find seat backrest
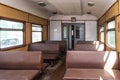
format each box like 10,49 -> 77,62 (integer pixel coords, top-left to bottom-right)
0,51 -> 43,70
28,43 -> 59,51
45,40 -> 67,53
74,44 -> 97,51
77,41 -> 99,44
66,51 -> 118,69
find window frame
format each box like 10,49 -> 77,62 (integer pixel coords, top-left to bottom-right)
0,18 -> 25,50
31,23 -> 43,43
106,19 -> 116,49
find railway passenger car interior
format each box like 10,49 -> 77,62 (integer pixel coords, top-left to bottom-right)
1,0 -> 120,80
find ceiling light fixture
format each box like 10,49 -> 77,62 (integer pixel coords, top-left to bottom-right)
38,2 -> 46,7
88,1 -> 95,7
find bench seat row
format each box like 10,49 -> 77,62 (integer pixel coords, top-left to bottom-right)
28,41 -> 67,66
75,41 -> 104,51
63,51 -> 120,80
0,51 -> 47,80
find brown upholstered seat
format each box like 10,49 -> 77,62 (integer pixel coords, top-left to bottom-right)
0,51 -> 43,70
45,40 -> 67,54
74,44 -> 97,51
0,51 -> 44,80
63,51 -> 120,80
28,43 -> 60,65
63,69 -> 120,80
74,44 -> 104,51
66,51 -> 118,69
0,70 -> 40,80
77,41 -> 99,44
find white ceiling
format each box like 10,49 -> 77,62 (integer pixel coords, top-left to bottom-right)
32,0 -> 117,18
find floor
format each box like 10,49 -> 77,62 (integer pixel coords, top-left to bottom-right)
40,59 -> 66,80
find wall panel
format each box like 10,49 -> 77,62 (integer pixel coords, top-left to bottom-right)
25,23 -> 31,44
0,4 -> 28,21
85,21 -> 97,41
50,21 -> 62,40
98,15 -> 106,26
106,2 -> 118,21
8,46 -> 28,51
116,15 -> 120,52
119,0 -> 120,14
29,14 -> 48,25
43,25 -> 48,41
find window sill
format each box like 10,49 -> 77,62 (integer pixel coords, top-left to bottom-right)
106,44 -> 116,51
0,44 -> 26,51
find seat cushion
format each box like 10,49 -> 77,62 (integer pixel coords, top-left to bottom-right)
0,70 -> 40,80
63,68 -> 120,80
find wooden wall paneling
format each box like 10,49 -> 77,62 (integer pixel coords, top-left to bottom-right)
44,20 -> 48,26
97,25 -> 100,41
106,2 -> 118,21
0,4 -> 28,21
43,25 -> 48,41
8,46 -> 28,51
105,46 -> 115,51
119,0 -> 120,14
104,23 -> 107,51
25,23 -> 31,44
116,15 -> 120,52
98,15 -> 106,26
28,14 -> 48,25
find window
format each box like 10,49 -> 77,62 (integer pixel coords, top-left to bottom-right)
107,20 -> 116,48
100,25 -> 104,42
32,24 -> 42,43
0,19 -> 24,49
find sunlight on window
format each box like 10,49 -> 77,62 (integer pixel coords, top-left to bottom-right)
104,51 -> 117,69
107,20 -> 116,48
100,25 -> 104,42
0,19 -> 24,49
32,24 -> 42,43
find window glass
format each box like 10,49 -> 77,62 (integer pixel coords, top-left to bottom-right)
100,26 -> 104,32
63,27 -> 68,39
32,26 -> 42,31
32,24 -> 42,43
32,32 -> 42,43
0,19 -> 24,49
0,20 -> 23,29
100,25 -> 104,42
101,32 -> 104,42
108,31 -> 115,48
108,20 -> 115,29
107,20 -> 116,48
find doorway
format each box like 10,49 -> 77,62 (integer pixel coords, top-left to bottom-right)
62,23 -> 85,50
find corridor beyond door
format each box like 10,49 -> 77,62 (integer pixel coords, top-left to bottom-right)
62,23 -> 85,50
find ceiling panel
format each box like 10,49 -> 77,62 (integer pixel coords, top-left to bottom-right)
31,0 -> 117,18
47,0 -> 81,15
